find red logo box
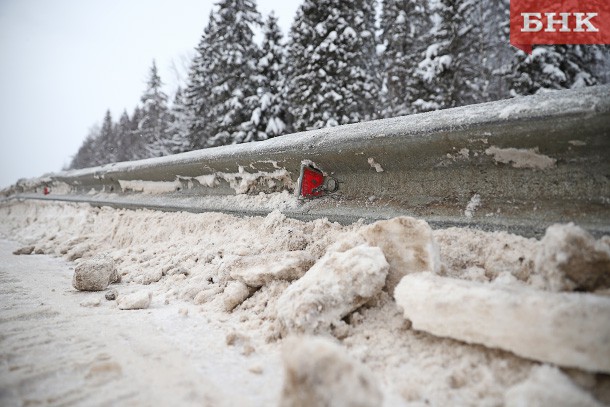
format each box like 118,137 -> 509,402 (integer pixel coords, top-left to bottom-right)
510,0 -> 610,53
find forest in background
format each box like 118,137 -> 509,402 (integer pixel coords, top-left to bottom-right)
69,0 -> 610,170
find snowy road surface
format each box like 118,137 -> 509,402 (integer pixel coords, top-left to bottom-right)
0,239 -> 282,406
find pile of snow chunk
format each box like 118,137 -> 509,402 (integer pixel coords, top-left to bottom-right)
324,216 -> 442,294
276,245 -> 389,336
534,223 -> 610,292
4,200 -> 610,404
279,336 -> 382,407
72,254 -> 119,291
394,272 -> 610,373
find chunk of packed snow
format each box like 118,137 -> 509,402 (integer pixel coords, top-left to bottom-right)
12,245 -> 35,255
72,254 -> 117,291
117,290 -> 152,310
279,336 -> 382,407
276,245 -> 389,336
359,217 -> 441,294
140,268 -> 163,285
394,273 -> 610,373
534,223 -> 610,292
222,281 -> 251,312
229,251 -> 315,287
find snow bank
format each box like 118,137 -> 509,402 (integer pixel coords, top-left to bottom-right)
394,273 -> 610,373
279,336 -> 382,407
2,200 -> 610,405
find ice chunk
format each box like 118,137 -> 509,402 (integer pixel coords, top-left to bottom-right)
117,290 -> 152,310
72,254 -> 117,291
394,273 -> 610,373
276,245 -> 388,335
229,251 -> 315,287
359,217 -> 441,294
279,336 -> 382,407
534,223 -> 610,292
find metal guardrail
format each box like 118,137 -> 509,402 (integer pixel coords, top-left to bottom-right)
3,85 -> 610,237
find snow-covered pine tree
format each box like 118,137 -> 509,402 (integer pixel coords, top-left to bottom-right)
244,12 -> 288,141
126,106 -> 147,160
96,109 -> 117,165
480,0 -> 513,101
69,124 -> 101,169
184,11 -> 217,150
285,0 -> 380,131
184,2 -> 262,148
206,0 -> 262,146
506,45 -> 604,96
114,110 -> 132,162
380,0 -> 430,117
411,0 -> 489,112
166,87 -> 192,154
139,60 -> 171,157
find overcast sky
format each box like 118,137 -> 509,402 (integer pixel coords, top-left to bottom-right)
0,0 -> 300,189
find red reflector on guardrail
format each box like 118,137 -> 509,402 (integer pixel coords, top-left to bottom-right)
298,163 -> 339,198
299,166 -> 325,198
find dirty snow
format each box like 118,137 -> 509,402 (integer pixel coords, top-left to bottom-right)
464,193 -> 481,218
485,146 -> 557,169
367,157 -> 384,172
1,200 -> 609,406
119,179 -> 182,194
117,168 -> 294,195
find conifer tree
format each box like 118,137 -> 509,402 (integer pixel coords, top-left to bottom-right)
380,0 -> 430,117
245,12 -> 288,140
115,110 -> 132,162
285,0 -> 380,131
207,0 -> 262,146
97,109 -> 117,165
70,124 -> 101,169
184,11 -> 217,150
139,60 -> 171,157
127,106 -> 147,160
412,0 -> 489,111
506,45 -> 603,96
185,1 -> 262,148
166,87 -> 192,154
481,0 -> 513,101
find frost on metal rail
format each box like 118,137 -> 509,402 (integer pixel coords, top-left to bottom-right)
3,85 -> 610,237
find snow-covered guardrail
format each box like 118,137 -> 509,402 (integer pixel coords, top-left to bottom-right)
4,85 -> 610,237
